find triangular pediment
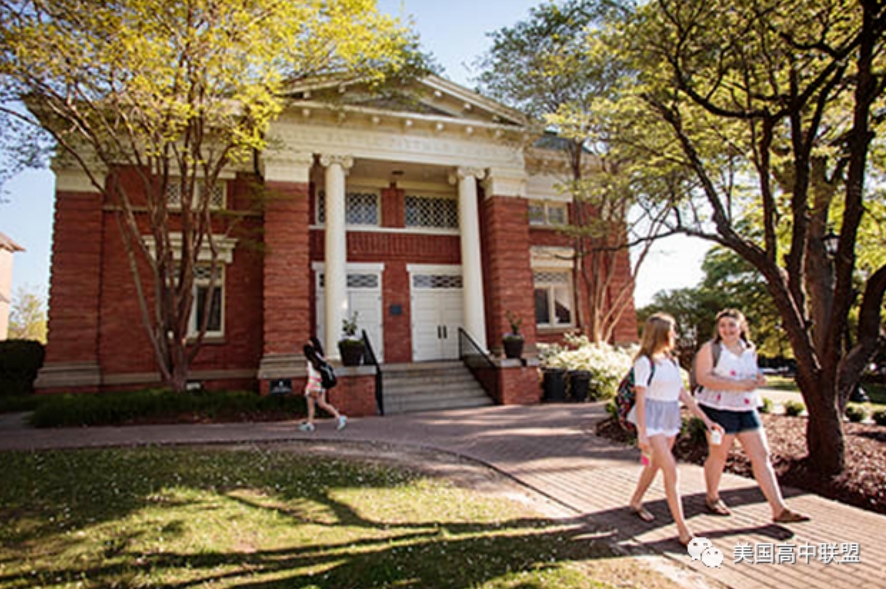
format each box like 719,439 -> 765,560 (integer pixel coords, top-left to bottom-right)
282,74 -> 527,129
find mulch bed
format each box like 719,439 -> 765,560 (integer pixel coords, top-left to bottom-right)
595,413 -> 886,516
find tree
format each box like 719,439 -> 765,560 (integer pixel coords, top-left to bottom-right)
476,0 -> 669,343
610,0 -> 886,473
8,285 -> 47,342
639,246 -> 789,362
0,0 -> 416,391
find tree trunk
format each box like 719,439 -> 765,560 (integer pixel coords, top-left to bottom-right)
794,365 -> 844,474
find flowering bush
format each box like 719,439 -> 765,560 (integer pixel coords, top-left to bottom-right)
538,333 -> 638,399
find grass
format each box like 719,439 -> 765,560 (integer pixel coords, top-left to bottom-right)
0,446 -> 653,589
762,376 -> 886,408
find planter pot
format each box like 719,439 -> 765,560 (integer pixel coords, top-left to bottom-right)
338,340 -> 365,366
502,337 -> 524,359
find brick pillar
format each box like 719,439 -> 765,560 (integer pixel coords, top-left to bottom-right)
257,153 -> 314,391
481,195 -> 536,356
36,168 -> 105,391
610,247 -> 639,344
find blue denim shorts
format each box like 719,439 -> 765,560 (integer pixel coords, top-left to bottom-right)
700,405 -> 762,434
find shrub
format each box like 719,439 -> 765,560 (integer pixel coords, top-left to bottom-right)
682,416 -> 708,446
783,400 -> 806,417
873,409 -> 886,427
605,399 -> 618,419
30,388 -> 307,427
538,334 -> 638,399
759,397 -> 774,414
845,404 -> 868,423
0,339 -> 45,397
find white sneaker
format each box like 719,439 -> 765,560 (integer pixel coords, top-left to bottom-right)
336,415 -> 348,430
299,422 -> 315,432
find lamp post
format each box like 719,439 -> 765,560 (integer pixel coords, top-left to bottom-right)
822,229 -> 840,257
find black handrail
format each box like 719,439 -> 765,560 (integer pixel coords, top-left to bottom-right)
458,327 -> 499,401
361,329 -> 384,415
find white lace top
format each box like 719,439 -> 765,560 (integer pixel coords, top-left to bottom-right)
634,355 -> 683,402
695,342 -> 761,411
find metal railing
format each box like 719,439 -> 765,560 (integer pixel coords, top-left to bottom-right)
458,327 -> 499,401
361,329 -> 384,415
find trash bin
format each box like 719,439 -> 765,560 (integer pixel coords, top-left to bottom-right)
542,367 -> 568,402
568,370 -> 591,403
850,385 -> 870,403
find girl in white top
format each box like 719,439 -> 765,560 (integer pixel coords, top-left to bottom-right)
628,313 -> 723,547
694,308 -> 808,524
299,337 -> 347,433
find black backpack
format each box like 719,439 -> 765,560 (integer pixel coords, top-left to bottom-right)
317,360 -> 337,389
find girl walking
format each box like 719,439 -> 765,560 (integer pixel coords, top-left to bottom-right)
300,337 -> 347,432
628,313 -> 724,546
694,308 -> 808,523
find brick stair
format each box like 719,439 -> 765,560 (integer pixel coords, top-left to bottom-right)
380,361 -> 494,414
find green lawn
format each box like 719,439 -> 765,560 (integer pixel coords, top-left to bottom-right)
763,375 -> 886,408
0,446 -> 667,589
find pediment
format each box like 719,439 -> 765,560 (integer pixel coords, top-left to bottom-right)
282,74 -> 527,129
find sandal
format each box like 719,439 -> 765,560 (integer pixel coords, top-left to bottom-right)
773,508 -> 810,524
630,505 -> 655,522
705,497 -> 731,516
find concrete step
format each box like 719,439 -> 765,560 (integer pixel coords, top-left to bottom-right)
383,376 -> 479,392
385,394 -> 494,414
379,361 -> 492,415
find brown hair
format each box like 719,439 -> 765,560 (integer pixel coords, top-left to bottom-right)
637,312 -> 677,360
713,308 -> 752,345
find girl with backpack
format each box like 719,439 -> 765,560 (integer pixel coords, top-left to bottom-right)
694,308 -> 809,524
300,337 -> 347,432
627,313 -> 724,547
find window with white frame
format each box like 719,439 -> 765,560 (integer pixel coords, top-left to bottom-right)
533,270 -> 573,327
316,190 -> 380,226
190,264 -> 224,337
405,194 -> 459,229
528,201 -> 567,226
166,180 -> 226,210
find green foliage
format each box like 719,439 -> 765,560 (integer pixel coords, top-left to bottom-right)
29,388 -> 306,428
0,339 -> 45,397
7,286 -> 47,343
681,416 -> 708,446
538,333 -> 637,399
845,404 -> 868,423
639,246 -> 791,359
759,397 -> 774,414
341,311 -> 360,339
505,310 -> 523,337
873,409 -> 886,427
605,398 -> 618,419
783,400 -> 806,417
0,0 -> 417,390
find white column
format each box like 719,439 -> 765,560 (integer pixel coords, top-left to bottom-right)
450,167 -> 488,350
319,154 -> 353,360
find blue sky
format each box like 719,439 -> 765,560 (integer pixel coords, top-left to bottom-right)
1,0 -> 705,307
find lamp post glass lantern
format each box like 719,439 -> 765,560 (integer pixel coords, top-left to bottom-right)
823,229 -> 840,257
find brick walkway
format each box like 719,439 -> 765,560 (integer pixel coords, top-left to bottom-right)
1,403 -> 883,589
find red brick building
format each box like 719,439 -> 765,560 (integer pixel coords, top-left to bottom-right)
35,76 -> 637,413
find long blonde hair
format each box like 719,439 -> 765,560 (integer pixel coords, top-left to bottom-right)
637,312 -> 677,360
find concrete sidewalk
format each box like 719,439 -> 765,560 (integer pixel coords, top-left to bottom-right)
0,403 -> 883,589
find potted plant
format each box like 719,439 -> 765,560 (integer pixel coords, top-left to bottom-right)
502,310 -> 525,359
337,311 -> 365,366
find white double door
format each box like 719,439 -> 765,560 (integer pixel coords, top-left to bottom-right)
410,266 -> 464,362
315,264 -> 384,361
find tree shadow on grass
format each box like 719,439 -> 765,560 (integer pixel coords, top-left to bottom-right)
0,446 -> 623,589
